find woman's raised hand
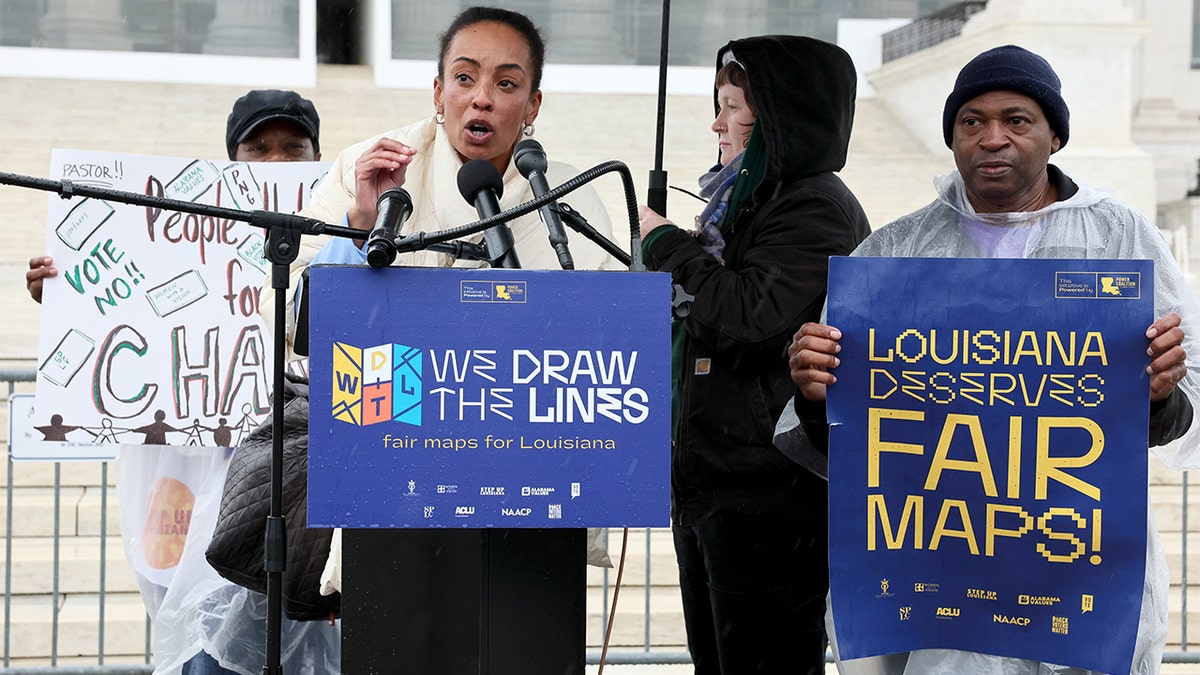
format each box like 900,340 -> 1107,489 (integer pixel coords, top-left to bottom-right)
348,138 -> 418,233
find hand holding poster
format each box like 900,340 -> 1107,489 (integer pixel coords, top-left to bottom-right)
826,256 -> 1151,674
33,149 -> 329,448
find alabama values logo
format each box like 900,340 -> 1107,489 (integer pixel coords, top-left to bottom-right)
331,342 -> 423,426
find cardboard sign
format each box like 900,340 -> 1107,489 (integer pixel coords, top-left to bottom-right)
33,149 -> 328,448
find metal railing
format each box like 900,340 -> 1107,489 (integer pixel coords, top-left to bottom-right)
1,369 -> 154,671
882,0 -> 989,63
1,367 -> 1197,670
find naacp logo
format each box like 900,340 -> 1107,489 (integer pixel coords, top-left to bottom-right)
331,342 -> 422,427
501,507 -> 532,517
994,614 -> 1031,626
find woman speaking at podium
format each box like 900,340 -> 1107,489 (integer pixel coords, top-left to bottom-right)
262,5 -> 620,363
258,5 -> 617,614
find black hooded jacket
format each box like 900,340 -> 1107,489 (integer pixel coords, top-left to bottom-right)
642,35 -> 871,526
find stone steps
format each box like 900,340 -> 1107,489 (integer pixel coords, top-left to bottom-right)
0,486 -> 121,539
2,592 -> 149,660
0,535 -> 139,595
587,584 -> 687,649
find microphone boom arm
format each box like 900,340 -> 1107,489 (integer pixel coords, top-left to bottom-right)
0,171 -> 364,242
394,160 -> 644,271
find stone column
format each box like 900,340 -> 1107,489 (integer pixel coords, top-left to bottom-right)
1159,196 -> 1200,275
388,2 -> 457,61
544,0 -> 624,64
38,0 -> 133,50
203,0 -> 296,57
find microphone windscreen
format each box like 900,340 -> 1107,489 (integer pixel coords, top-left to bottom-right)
457,158 -> 504,205
513,139 -> 548,178
376,186 -> 413,211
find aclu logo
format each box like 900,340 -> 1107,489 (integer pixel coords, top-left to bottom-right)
454,506 -> 475,518
501,507 -> 532,517
331,341 -> 423,427
935,607 -> 960,618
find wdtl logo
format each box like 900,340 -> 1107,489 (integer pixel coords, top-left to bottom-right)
331,342 -> 422,426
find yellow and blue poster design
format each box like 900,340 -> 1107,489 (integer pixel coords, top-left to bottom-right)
307,266 -> 672,529
826,257 -> 1151,674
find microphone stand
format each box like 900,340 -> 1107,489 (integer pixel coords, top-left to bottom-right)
0,170 -> 364,675
556,202 -> 631,267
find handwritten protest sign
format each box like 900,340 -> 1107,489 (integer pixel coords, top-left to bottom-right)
33,149 -> 328,448
827,256 -> 1151,674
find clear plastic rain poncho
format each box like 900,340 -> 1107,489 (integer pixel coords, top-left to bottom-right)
823,169 -> 1200,675
125,444 -> 341,675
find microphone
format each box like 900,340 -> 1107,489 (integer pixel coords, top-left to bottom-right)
457,159 -> 521,269
365,187 -> 414,269
514,139 -> 574,270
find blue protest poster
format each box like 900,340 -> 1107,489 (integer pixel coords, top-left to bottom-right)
307,266 -> 672,529
826,257 -> 1152,674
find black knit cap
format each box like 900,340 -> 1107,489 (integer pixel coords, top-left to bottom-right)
225,89 -> 320,160
942,45 -> 1069,149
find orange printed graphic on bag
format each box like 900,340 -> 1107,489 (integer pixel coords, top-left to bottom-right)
142,477 -> 194,569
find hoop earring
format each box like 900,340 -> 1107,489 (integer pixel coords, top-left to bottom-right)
522,123 -> 535,137
435,112 -> 445,125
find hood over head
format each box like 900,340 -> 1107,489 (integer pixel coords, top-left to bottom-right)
715,35 -> 856,189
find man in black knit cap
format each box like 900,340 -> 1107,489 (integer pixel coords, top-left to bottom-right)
788,44 -> 1200,674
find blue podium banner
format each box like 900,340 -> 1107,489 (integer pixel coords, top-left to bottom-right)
307,266 -> 672,529
826,257 -> 1151,674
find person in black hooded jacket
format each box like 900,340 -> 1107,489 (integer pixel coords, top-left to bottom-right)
637,35 -> 871,674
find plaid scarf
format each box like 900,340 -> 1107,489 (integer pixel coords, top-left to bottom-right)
693,151 -> 744,263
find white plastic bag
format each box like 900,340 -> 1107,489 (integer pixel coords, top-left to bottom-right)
116,444 -> 230,619
150,445 -> 339,674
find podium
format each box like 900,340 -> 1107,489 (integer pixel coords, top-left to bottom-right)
306,267 -> 671,673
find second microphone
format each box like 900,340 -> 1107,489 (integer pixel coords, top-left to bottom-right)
365,187 -> 415,269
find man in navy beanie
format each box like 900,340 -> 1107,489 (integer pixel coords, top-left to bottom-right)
941,44 -> 1069,149
787,44 -> 1200,674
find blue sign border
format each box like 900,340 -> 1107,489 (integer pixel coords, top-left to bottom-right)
306,266 -> 673,529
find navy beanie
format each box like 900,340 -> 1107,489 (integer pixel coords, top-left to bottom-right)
942,45 -> 1069,149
